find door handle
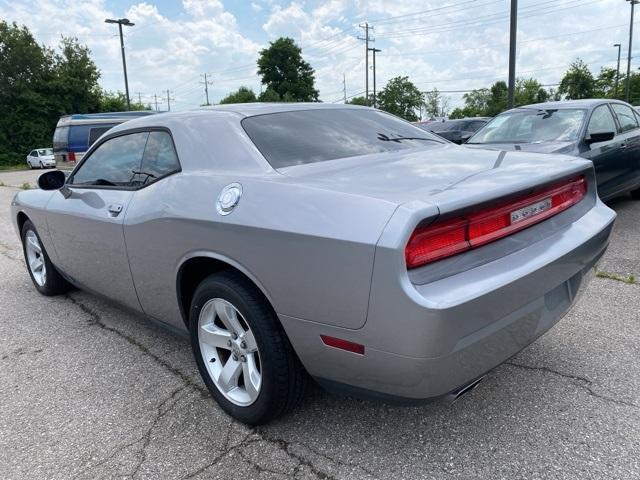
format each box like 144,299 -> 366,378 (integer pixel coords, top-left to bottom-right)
108,203 -> 123,216
620,143 -> 628,149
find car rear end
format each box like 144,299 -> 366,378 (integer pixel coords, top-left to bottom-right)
281,158 -> 615,401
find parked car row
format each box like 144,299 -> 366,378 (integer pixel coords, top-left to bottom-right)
466,99 -> 640,200
417,117 -> 491,144
13,102 -> 623,425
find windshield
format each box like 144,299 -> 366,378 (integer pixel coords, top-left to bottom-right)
37,148 -> 53,155
468,109 -> 586,144
242,109 -> 444,168
430,121 -> 463,132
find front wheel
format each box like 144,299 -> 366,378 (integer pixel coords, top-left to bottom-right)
189,271 -> 307,425
21,220 -> 72,296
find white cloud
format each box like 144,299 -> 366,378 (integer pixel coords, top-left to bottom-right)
0,0 -> 631,111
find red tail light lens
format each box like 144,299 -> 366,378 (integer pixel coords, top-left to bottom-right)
405,175 -> 587,269
67,151 -> 76,162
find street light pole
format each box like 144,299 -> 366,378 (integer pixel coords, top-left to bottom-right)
625,1 -> 638,102
105,18 -> 135,110
614,43 -> 622,98
507,0 -> 518,109
369,47 -> 381,107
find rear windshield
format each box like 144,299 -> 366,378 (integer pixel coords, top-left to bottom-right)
430,121 -> 464,132
53,126 -> 69,151
37,148 -> 53,155
242,109 -> 444,168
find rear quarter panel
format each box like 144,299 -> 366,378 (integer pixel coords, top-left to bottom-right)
123,172 -> 398,330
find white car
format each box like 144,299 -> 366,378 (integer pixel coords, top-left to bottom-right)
26,148 -> 56,169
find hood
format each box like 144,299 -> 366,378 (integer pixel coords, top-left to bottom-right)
465,140 -> 577,154
278,143 -> 590,206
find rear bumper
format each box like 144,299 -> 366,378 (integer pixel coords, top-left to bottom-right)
280,198 -> 616,400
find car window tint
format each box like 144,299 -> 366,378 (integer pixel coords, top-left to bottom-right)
30,151 -> 37,157
587,105 -> 617,135
242,109 -> 444,168
133,131 -> 180,186
71,132 -> 149,187
88,125 -> 116,146
611,103 -> 638,132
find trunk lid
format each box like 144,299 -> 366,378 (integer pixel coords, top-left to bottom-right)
279,143 -> 591,211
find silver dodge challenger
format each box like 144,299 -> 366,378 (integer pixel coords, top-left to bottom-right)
11,103 -> 616,425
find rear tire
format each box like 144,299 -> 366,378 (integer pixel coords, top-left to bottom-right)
189,271 -> 307,425
21,220 -> 72,296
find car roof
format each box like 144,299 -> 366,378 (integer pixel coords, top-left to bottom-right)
197,102 -> 369,117
514,99 -> 613,110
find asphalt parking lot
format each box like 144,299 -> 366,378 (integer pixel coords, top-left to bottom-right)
0,169 -> 639,480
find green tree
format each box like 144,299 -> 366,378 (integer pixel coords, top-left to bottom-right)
0,21 -> 56,165
558,59 -> 595,99
219,86 -> 257,104
377,76 -> 424,121
257,37 -> 319,101
258,87 -> 281,102
515,78 -> 549,107
51,37 -> 101,113
448,107 -> 466,119
98,91 -> 148,112
346,95 -> 370,106
594,67 -> 618,98
423,89 -> 441,117
460,88 -> 490,117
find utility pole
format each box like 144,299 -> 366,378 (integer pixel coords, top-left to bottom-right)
164,89 -> 173,111
135,91 -> 143,105
358,23 -> 373,105
200,73 -> 213,106
626,0 -> 638,102
153,93 -> 158,111
105,18 -> 134,110
369,47 -> 381,107
614,43 -> 622,98
507,0 -> 517,109
343,73 -> 347,103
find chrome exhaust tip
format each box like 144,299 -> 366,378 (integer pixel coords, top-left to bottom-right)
445,375 -> 486,404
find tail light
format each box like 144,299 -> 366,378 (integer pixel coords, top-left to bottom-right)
405,175 -> 587,269
67,152 -> 76,162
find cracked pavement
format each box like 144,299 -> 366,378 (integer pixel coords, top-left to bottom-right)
1,170 -> 639,479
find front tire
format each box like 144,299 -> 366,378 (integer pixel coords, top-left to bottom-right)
21,220 -> 72,296
189,271 -> 307,425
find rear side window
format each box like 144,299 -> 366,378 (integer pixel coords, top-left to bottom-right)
88,125 -> 116,146
53,126 -> 69,151
132,131 -> 180,186
71,132 -> 149,187
68,125 -> 91,150
587,105 -> 617,135
611,104 -> 639,132
242,109 -> 443,168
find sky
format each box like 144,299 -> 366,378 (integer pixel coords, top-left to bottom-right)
0,0 -> 636,113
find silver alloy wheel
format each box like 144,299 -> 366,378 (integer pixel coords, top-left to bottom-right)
198,298 -> 262,406
25,230 -> 46,287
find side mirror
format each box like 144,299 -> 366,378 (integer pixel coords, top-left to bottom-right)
38,170 -> 66,190
585,130 -> 615,145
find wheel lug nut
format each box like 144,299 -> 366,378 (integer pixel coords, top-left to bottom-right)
240,355 -> 246,362
232,354 -> 238,361
227,340 -> 232,347
231,332 -> 238,340
240,341 -> 246,349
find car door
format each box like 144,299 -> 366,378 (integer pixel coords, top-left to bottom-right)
610,103 -> 640,191
45,131 -> 150,311
27,150 -> 36,166
580,104 -> 625,198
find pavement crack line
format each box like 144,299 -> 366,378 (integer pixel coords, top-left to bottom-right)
65,293 -> 360,480
505,361 -> 640,410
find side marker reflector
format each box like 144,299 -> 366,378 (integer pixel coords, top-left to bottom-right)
320,335 -> 365,355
